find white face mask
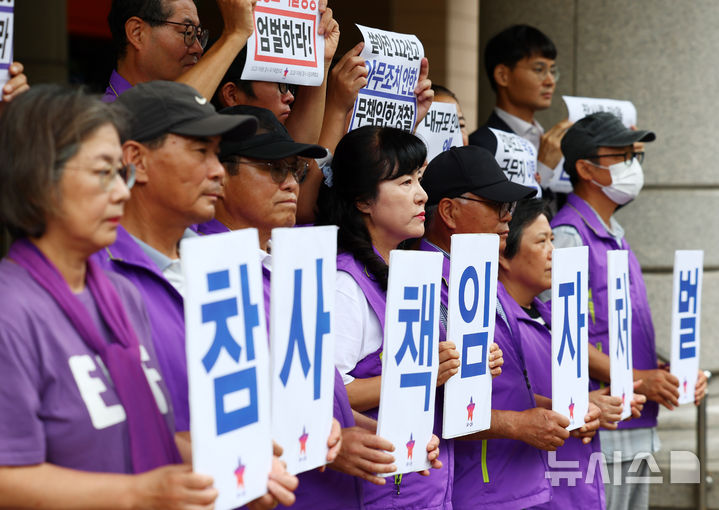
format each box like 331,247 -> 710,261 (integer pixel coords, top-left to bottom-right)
589,158 -> 644,205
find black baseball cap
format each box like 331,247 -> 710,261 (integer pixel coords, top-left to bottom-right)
422,146 -> 537,205
219,105 -> 327,160
562,112 -> 656,175
116,81 -> 257,142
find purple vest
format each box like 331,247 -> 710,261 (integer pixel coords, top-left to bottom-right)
102,70 -> 132,103
337,252 -> 453,510
505,295 -> 605,509
91,226 -> 189,431
552,194 -> 658,428
419,241 -> 550,510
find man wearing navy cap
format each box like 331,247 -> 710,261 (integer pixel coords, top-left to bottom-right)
551,112 -> 708,510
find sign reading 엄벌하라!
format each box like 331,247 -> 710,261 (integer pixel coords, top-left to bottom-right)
242,0 -> 325,86
607,250 -> 634,420
348,24 -> 424,133
0,0 -> 14,99
182,228 -> 273,510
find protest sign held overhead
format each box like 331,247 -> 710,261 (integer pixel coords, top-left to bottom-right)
489,128 -> 541,198
182,229 -> 272,510
348,24 -> 424,132
270,225 -> 337,474
242,0 -> 325,86
551,246 -> 589,431
607,250 -> 634,420
670,250 -> 704,405
415,101 -> 463,163
442,234 -> 498,439
377,250 -> 442,476
0,0 -> 13,98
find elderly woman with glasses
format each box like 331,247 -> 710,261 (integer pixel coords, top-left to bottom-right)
0,85 -> 221,509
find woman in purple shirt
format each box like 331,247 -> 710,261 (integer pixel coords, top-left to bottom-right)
0,86 -> 293,509
498,199 -> 645,509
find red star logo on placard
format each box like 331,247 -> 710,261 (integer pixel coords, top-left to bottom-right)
568,398 -> 575,421
234,458 -> 245,488
299,426 -> 309,455
406,433 -> 415,460
683,378 -> 688,394
467,396 -> 475,421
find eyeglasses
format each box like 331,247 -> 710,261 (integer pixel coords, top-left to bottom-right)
144,19 -> 209,49
278,82 -> 298,96
518,63 -> 559,82
585,151 -> 645,166
227,158 -> 309,183
66,163 -> 136,192
458,195 -> 517,219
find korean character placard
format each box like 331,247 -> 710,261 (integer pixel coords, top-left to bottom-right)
489,128 -> 541,198
562,95 -> 637,128
377,250 -> 442,476
442,234 -> 498,439
270,225 -> 337,475
415,101 -> 462,164
242,0 -> 324,86
670,250 -> 704,405
550,246 -> 589,431
0,0 -> 14,97
348,24 -> 424,133
607,250 -> 634,420
182,228 -> 272,510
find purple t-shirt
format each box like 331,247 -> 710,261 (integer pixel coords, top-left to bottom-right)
0,258 -> 173,473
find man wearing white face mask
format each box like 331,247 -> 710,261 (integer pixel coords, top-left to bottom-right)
549,112 -> 708,510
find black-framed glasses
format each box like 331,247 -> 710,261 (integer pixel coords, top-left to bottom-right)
226,157 -> 309,183
66,163 -> 136,192
144,19 -> 209,49
585,151 -> 644,167
458,195 -> 517,219
278,82 -> 298,96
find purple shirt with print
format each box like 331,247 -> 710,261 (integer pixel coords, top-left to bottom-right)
102,70 -> 132,103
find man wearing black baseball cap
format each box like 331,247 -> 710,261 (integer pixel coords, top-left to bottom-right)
551,112 -> 706,510
418,145 -> 585,510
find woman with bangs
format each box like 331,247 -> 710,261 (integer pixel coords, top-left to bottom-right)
316,125 -> 454,509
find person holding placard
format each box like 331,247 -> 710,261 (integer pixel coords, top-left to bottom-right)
0,61 -> 28,110
469,25 -> 572,193
0,85 -> 214,509
316,125 -> 449,509
103,0 -> 255,102
499,198 -> 648,509
419,146 -> 580,510
432,84 -> 469,147
552,112 -> 707,510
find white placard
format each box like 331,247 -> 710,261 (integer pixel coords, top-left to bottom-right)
563,95 -> 637,127
543,96 -> 638,194
183,229 -> 272,510
377,250 -> 442,475
270,225 -> 337,474
550,246 -> 589,431
442,234 -> 498,439
241,0 -> 325,86
0,0 -> 14,97
607,250 -> 634,420
670,250 -> 704,405
489,128 -> 542,198
415,101 -> 463,163
348,24 -> 424,133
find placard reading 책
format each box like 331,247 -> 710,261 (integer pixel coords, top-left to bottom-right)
670,250 -> 704,405
415,101 -> 463,163
348,24 -> 424,132
550,246 -> 589,431
607,250 -> 634,420
377,250 -> 442,475
543,96 -> 638,194
183,229 -> 272,510
442,234 -> 498,439
242,0 -> 325,86
270,225 -> 337,474
0,0 -> 14,98
489,128 -> 541,198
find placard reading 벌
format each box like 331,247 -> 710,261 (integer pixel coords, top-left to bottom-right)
242,0 -> 324,86
348,24 -> 424,132
0,0 -> 14,98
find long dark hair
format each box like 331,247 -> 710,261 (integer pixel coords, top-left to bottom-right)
316,126 -> 426,290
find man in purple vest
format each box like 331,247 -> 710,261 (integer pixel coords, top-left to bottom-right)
419,146 -> 599,510
551,112 -> 708,510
